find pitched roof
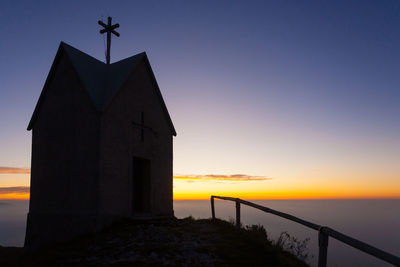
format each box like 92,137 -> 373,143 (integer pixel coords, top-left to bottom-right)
27,42 -> 176,136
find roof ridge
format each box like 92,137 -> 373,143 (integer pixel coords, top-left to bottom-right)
61,42 -> 144,111
111,52 -> 146,65
61,42 -> 105,65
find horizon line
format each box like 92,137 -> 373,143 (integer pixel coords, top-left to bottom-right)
2,196 -> 400,201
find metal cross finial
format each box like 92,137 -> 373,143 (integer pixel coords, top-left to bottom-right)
98,16 -> 120,64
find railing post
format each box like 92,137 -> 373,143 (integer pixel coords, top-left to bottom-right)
235,199 -> 241,230
318,227 -> 329,267
211,196 -> 215,219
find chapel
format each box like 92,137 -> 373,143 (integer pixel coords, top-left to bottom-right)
24,40 -> 176,248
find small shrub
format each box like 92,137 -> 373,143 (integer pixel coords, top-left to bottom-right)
275,231 -> 312,262
228,217 -> 235,225
245,224 -> 268,238
183,215 -> 195,221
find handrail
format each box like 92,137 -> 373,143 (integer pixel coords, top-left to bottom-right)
211,195 -> 400,267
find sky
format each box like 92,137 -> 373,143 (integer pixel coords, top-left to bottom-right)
0,0 -> 399,199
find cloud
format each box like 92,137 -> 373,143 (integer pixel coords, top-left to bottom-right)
0,167 -> 30,174
0,186 -> 30,194
174,174 -> 271,181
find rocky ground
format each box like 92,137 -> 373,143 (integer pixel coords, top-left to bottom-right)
0,217 -> 309,267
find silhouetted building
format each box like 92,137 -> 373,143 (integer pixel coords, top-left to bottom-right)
25,42 -> 176,248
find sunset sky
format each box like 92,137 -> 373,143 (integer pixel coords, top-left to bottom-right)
1,1 -> 399,200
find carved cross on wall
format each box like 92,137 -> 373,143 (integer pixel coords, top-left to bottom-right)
132,112 -> 157,142
98,16 -> 120,64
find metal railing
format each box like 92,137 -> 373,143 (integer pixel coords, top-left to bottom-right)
210,195 -> 400,267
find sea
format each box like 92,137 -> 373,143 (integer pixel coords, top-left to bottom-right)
1,199 -> 399,267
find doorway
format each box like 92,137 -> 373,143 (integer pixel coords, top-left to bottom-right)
132,157 -> 151,214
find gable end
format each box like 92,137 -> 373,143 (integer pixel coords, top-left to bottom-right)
28,42 -> 176,136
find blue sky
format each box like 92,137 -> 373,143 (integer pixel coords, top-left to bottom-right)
1,1 -> 399,196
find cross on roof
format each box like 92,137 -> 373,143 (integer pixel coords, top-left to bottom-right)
98,16 -> 120,64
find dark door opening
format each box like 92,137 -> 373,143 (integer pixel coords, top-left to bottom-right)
132,157 -> 151,214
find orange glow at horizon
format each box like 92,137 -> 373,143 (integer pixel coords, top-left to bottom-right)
172,176 -> 400,200
0,193 -> 30,200
173,192 -> 400,201
1,174 -> 399,200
